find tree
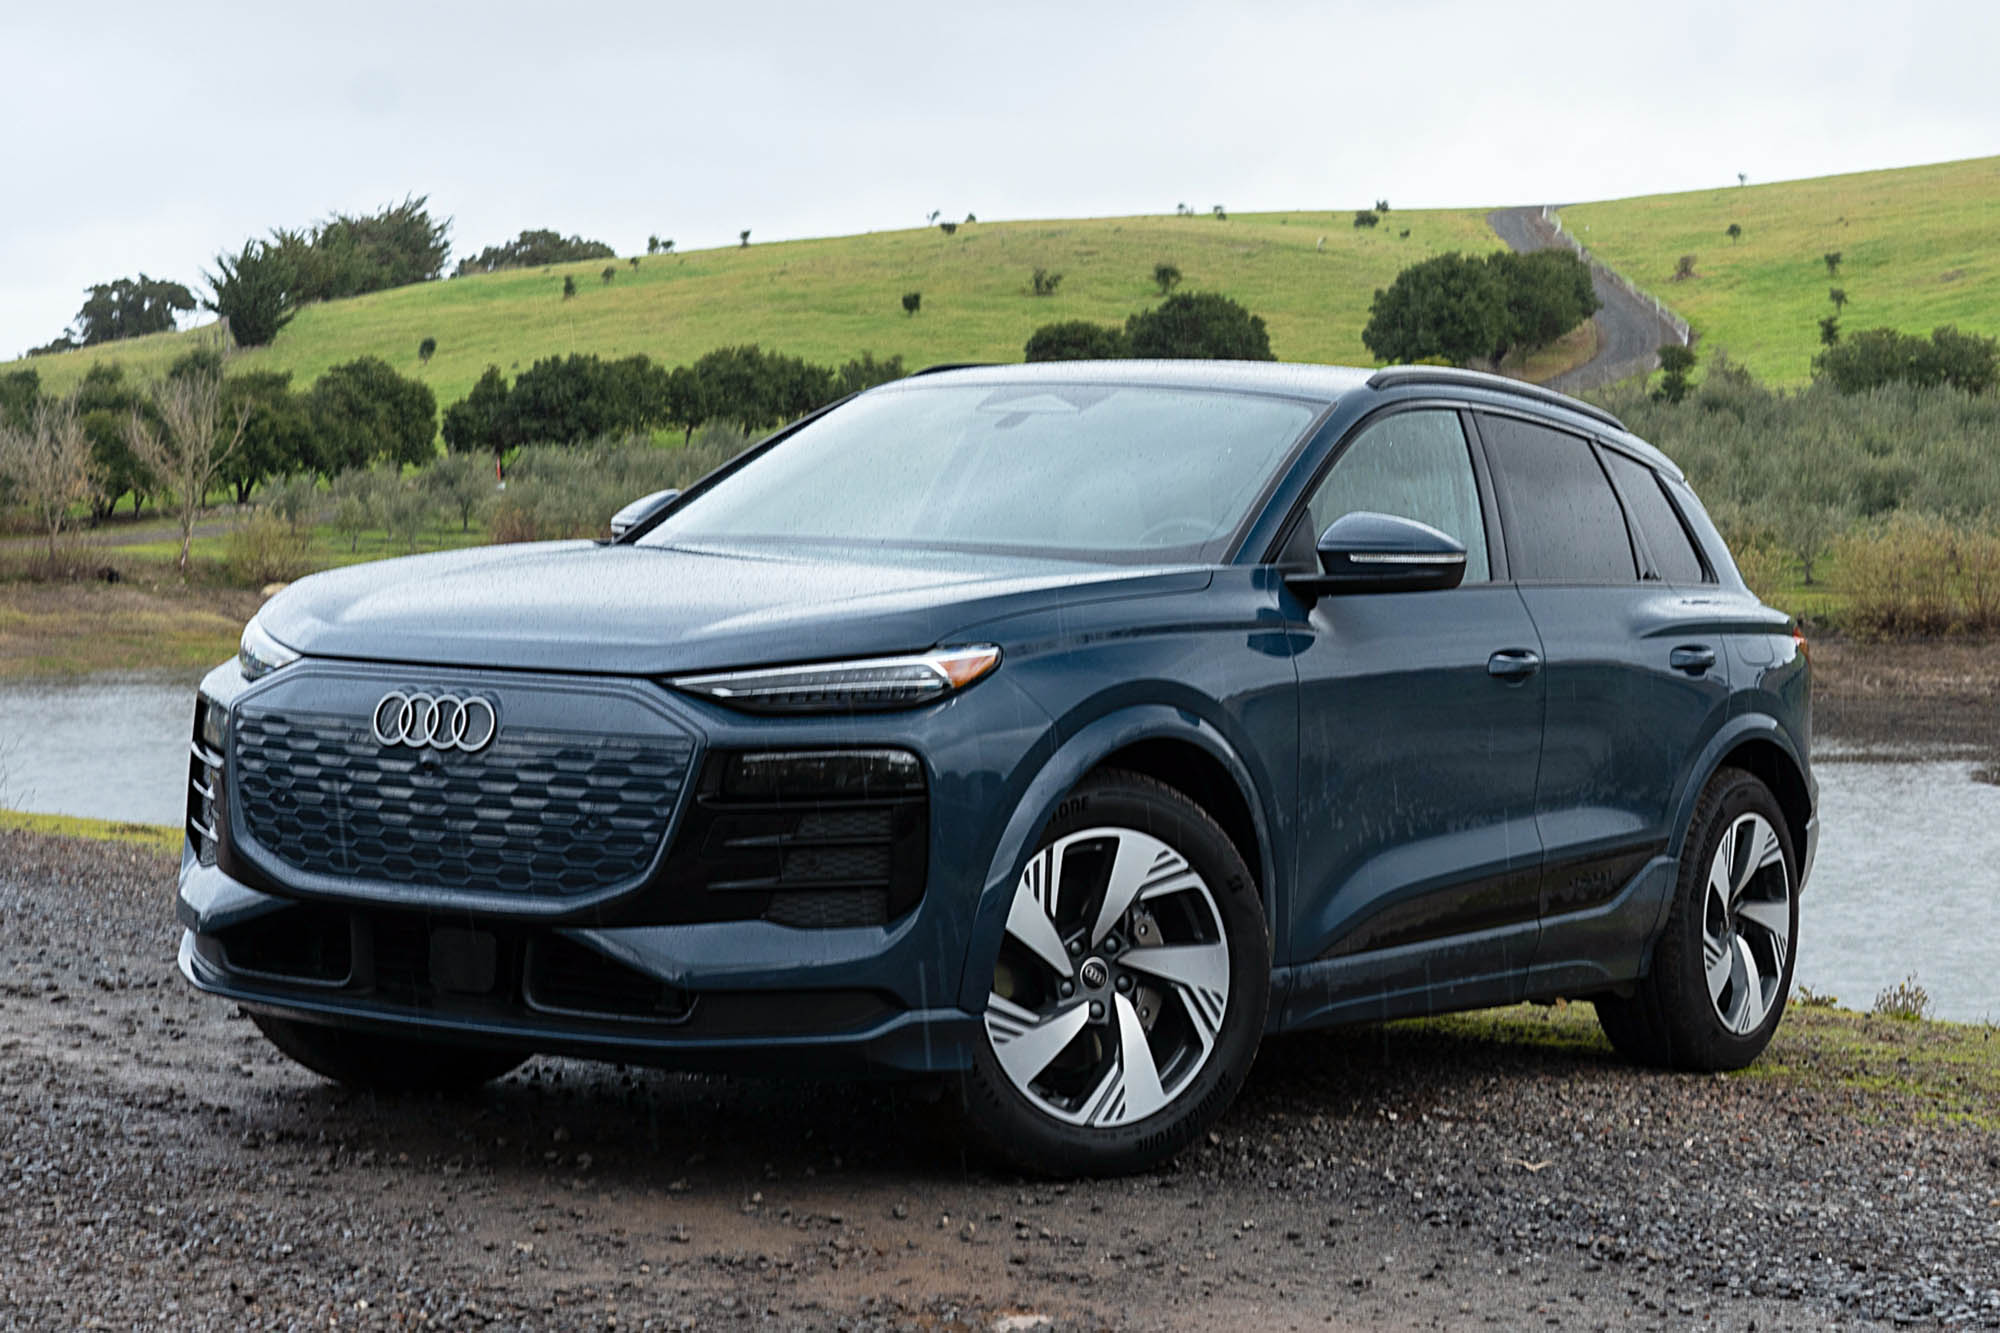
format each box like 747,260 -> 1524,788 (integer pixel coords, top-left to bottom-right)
1737,172 -> 1748,187
1353,210 -> 1380,229
205,239 -> 297,347
125,338 -> 252,572
0,393 -> 95,569
562,275 -> 577,299
1819,315 -> 1841,347
663,364 -> 710,442
64,274 -> 196,346
1153,262 -> 1182,295
1361,252 -> 1508,366
1829,287 -> 1848,313
832,352 -> 906,397
1653,344 -> 1697,404
628,256 -> 640,270
454,228 -> 612,276
418,336 -> 437,363
601,266 -> 617,285
939,221 -> 958,236
0,368 -> 38,432
1024,320 -> 1128,362
1031,268 -> 1064,296
76,363 -> 154,518
1486,249 -> 1600,364
422,452 -> 494,531
1125,292 -> 1274,360
647,235 -> 661,254
964,213 -> 977,224
221,370 -> 314,503
660,238 -> 675,254
1823,251 -> 1842,276
442,366 -> 517,463
1673,254 -> 1697,281
1726,223 -> 1743,242
901,291 -> 922,316
307,357 -> 437,474
1375,199 -> 1391,213
1211,205 -> 1227,220
298,196 -> 451,299
740,229 -> 752,248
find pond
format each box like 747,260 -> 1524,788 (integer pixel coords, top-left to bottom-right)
0,674 -> 1993,1022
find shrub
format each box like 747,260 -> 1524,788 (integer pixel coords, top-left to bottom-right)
1352,209 -> 1380,229
562,275 -> 576,299
902,291 -> 921,316
939,221 -> 958,236
1672,254 -> 1697,281
1824,251 -> 1842,276
1654,343 -> 1697,403
1818,315 -> 1841,347
1031,268 -> 1063,297
1362,252 -> 1506,365
601,266 -> 617,285
1793,984 -> 1838,1008
455,229 -> 613,276
418,336 -> 437,363
1813,325 -> 1999,396
1872,974 -> 1930,1021
1725,223 -> 1742,242
1836,513 -> 2000,636
226,510 -> 314,584
1152,262 -> 1182,295
265,472 -> 319,532
1024,320 -> 1127,362
628,257 -> 640,269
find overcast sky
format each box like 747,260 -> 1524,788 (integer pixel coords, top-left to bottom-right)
3,0 -> 1995,358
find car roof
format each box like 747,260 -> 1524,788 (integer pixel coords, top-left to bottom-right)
893,360 -> 1685,481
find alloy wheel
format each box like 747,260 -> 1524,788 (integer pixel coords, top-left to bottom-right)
1701,812 -> 1792,1035
984,827 -> 1231,1128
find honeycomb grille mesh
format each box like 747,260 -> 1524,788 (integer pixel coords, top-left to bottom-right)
233,708 -> 691,896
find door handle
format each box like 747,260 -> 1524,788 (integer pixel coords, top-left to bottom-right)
1669,644 -> 1717,675
1487,648 -> 1541,680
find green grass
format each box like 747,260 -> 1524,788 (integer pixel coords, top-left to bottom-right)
0,809 -> 181,856
1418,1000 -> 2000,1130
1559,155 -> 2000,385
7,209 -> 1503,406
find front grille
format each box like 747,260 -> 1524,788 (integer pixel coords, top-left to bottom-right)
232,706 -> 693,898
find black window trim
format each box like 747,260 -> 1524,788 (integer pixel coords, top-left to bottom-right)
1466,406 -> 1643,588
1261,399 -> 1509,584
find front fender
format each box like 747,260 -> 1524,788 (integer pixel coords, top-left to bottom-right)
950,706 -> 1278,1011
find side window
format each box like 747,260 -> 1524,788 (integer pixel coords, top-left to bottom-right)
1601,450 -> 1710,583
1478,414 -> 1637,583
1305,409 -> 1490,583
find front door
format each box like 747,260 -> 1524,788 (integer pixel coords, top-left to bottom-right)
1285,408 -> 1546,1019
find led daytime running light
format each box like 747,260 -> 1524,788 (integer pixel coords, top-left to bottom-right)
672,646 -> 1001,713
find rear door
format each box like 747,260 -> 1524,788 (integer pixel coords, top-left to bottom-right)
1473,413 -> 1732,941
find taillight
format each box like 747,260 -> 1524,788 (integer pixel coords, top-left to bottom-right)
1792,624 -> 1809,663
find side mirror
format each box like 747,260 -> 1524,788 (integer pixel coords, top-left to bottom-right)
608,488 -> 681,541
1286,511 -> 1467,598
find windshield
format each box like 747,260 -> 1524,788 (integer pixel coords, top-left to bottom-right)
640,382 -> 1320,562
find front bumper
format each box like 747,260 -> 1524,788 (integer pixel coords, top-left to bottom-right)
177,863 -> 979,1075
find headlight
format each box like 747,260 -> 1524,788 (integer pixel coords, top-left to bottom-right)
238,617 -> 301,681
670,645 -> 1001,714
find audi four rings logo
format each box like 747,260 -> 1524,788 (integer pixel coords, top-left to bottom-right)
370,691 -> 498,752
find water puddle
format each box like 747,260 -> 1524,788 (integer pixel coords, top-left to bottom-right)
1,675 -> 1994,1021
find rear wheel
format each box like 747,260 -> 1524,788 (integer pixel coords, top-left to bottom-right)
961,771 -> 1269,1175
1595,767 -> 1797,1071
251,1013 -> 527,1093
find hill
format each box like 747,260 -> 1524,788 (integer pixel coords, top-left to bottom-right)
6,209 -> 1501,407
1557,155 -> 2000,385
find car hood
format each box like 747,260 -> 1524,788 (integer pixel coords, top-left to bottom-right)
257,540 -> 1209,676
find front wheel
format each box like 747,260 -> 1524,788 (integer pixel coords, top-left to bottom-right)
1595,767 -> 1798,1071
960,771 -> 1270,1176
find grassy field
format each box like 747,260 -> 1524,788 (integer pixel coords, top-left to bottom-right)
7,209 -> 1502,406
1559,154 -> 2000,385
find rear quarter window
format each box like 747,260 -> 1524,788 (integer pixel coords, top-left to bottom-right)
1478,414 -> 1637,583
1601,449 -> 1710,583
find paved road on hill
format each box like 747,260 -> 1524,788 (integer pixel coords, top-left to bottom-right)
1487,206 -> 1688,394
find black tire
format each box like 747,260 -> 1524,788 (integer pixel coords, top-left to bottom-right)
960,770 -> 1270,1176
1595,767 -> 1798,1071
251,1013 -> 527,1093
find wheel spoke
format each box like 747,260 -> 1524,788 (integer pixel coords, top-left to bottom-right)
1733,816 -> 1778,897
1727,935 -> 1767,1034
1006,863 -> 1074,981
1736,897 -> 1791,946
1703,932 -> 1735,1006
1709,822 -> 1737,904
1122,941 -> 1230,1022
985,997 -> 1089,1089
1089,833 -> 1181,946
1087,994 -> 1169,1127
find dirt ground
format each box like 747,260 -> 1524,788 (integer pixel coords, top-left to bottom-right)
4,827 -> 1998,1332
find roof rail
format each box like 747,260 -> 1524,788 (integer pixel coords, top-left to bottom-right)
908,362 -> 996,378
1365,366 -> 1625,432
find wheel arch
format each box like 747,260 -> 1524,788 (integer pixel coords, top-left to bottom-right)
953,706 -> 1280,1011
1670,717 -> 1814,882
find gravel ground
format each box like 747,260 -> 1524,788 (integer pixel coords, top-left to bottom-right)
5,829 -> 1998,1330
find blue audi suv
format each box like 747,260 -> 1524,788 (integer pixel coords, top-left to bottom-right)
178,362 -> 1814,1174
